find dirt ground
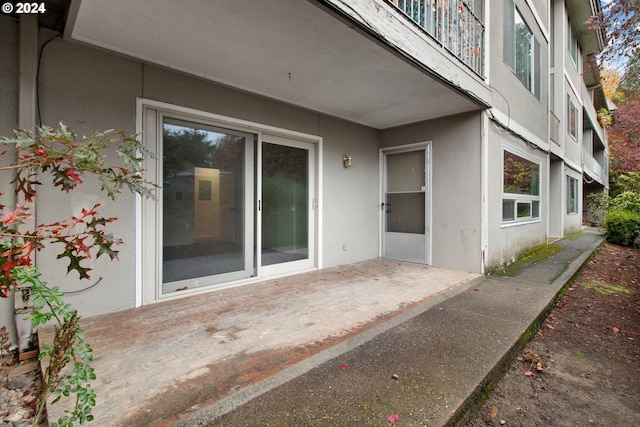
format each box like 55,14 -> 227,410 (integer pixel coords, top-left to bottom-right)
466,242 -> 640,426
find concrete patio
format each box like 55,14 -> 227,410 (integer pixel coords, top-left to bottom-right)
41,259 -> 481,426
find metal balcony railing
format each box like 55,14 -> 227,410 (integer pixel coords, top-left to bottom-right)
390,0 -> 484,75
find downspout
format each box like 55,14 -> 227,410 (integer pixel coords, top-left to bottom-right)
480,111 -> 489,274
15,14 -> 39,359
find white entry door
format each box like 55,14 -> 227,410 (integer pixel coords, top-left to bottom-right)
382,146 -> 430,263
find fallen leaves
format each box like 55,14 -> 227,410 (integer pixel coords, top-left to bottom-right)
490,405 -> 499,418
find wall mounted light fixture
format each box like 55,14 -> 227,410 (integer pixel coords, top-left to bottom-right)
343,155 -> 352,168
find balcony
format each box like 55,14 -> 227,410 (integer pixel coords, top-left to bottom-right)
66,0 -> 491,129
390,0 -> 484,75
583,149 -> 607,187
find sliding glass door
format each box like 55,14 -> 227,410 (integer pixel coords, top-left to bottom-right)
161,118 -> 254,293
259,135 -> 315,276
149,113 -> 316,298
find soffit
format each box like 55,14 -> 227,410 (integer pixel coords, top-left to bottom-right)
67,0 -> 479,129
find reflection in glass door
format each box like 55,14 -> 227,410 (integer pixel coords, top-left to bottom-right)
261,142 -> 309,265
260,136 -> 315,276
161,118 -> 253,293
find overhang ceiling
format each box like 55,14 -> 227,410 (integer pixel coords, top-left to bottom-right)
566,0 -> 605,57
67,0 -> 480,129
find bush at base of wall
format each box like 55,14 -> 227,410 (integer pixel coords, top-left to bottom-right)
605,209 -> 640,247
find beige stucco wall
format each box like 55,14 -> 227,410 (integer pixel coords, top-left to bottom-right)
29,36 -> 384,318
34,36 -> 143,316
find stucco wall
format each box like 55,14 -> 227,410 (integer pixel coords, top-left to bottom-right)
35,36 -> 142,317
31,37 -> 382,317
380,112 -> 483,273
318,117 -> 380,267
485,125 -> 548,268
488,0 -> 549,145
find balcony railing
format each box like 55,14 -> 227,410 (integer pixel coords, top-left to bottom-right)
390,0 -> 484,75
583,149 -> 607,186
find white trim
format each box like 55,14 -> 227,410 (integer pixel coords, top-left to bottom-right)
563,69 -> 582,106
259,134 -> 317,278
490,107 -> 549,151
501,144 -> 543,226
138,99 -> 322,145
564,157 -> 582,173
524,0 -> 550,42
134,100 -> 144,307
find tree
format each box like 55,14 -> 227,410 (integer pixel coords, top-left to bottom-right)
609,95 -> 640,172
588,0 -> 640,67
601,66 -> 624,103
0,124 -> 156,426
607,48 -> 640,174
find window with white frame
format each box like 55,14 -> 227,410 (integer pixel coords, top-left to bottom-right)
567,175 -> 579,214
502,149 -> 541,223
504,0 -> 540,98
568,94 -> 578,140
568,18 -> 579,67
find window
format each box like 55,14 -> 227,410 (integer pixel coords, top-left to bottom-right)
504,0 -> 540,98
502,150 -> 541,223
568,18 -> 579,67
567,176 -> 579,214
568,95 -> 578,140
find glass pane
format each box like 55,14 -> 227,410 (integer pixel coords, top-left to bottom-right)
386,192 -> 425,234
162,118 -> 246,285
503,199 -> 515,221
387,151 -> 425,192
517,202 -> 531,218
532,200 -> 540,218
515,8 -> 533,90
262,143 -> 308,266
503,151 -> 540,196
385,150 -> 426,235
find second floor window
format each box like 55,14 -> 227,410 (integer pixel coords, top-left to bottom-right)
568,95 -> 578,140
568,18 -> 580,68
504,0 -> 540,99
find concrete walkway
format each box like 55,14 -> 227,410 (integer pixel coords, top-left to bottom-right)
43,229 -> 603,426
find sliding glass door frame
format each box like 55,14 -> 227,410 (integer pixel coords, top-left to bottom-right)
138,100 -> 319,304
257,134 -> 316,278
